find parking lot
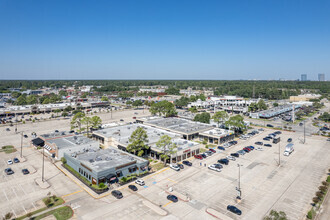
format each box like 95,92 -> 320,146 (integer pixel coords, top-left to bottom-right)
1,109 -> 329,219
56,128 -> 330,220
0,147 -> 81,218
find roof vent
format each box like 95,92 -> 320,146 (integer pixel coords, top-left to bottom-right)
95,156 -> 102,161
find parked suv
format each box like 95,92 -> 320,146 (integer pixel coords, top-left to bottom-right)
111,190 -> 123,199
182,161 -> 192,166
218,158 -> 229,165
5,168 -> 14,175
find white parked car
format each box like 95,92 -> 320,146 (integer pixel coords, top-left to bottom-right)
226,155 -> 236,161
208,164 -> 222,172
256,147 -> 264,151
135,179 -> 145,186
170,164 -> 180,171
7,160 -> 13,165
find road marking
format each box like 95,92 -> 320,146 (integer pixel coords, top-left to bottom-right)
11,209 -> 17,218
32,201 -> 36,210
12,187 -> 18,198
21,203 -> 27,214
62,190 -> 83,198
3,190 -> 9,201
144,167 -> 170,180
167,178 -> 177,183
19,184 -> 27,195
162,201 -> 173,207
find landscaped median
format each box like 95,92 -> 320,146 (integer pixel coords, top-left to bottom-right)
0,145 -> 17,154
306,170 -> 330,219
15,195 -> 66,220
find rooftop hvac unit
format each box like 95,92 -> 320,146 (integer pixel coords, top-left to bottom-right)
89,159 -> 94,163
95,156 -> 102,161
183,141 -> 188,144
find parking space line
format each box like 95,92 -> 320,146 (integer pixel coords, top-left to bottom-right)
3,190 -> 9,201
62,190 -> 83,198
11,209 -> 17,218
32,201 -> 36,210
162,201 -> 173,207
21,203 -> 27,214
12,187 -> 18,198
19,184 -> 27,195
167,178 -> 177,183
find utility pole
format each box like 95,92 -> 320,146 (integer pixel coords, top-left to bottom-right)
303,121 -> 306,144
20,132 -> 23,158
278,140 -> 281,166
15,113 -> 18,133
236,164 -> 242,198
42,145 -> 45,182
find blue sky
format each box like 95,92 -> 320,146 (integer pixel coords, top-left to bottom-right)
0,0 -> 329,80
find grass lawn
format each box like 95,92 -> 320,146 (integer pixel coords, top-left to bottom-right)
151,162 -> 165,171
0,145 -> 17,154
34,206 -> 73,220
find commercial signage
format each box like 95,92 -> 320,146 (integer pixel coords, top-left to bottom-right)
183,149 -> 190,153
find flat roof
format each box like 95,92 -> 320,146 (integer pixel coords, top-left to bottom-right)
200,128 -> 234,138
72,147 -> 147,172
143,117 -> 212,135
45,135 -> 97,149
93,124 -> 180,146
150,138 -> 199,153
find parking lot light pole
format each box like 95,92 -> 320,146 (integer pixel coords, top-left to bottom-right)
278,141 -> 281,167
303,121 -> 306,144
237,164 -> 242,198
42,145 -> 45,182
20,132 -> 23,158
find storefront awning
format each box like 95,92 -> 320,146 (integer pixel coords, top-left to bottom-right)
32,138 -> 44,146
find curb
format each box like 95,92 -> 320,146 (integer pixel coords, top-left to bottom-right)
205,208 -> 221,219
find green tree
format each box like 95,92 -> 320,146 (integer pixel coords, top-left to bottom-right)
81,116 -> 93,136
175,96 -> 190,108
26,95 -> 38,104
149,100 -> 177,117
212,111 -> 229,127
15,95 -> 27,105
127,127 -> 149,157
71,112 -> 86,133
225,115 -> 246,134
59,90 -> 68,97
273,102 -> 279,107
91,116 -> 102,130
318,112 -> 330,122
53,109 -> 61,117
165,87 -> 180,95
194,112 -> 211,124
132,100 -> 143,108
263,210 -> 287,220
257,99 -> 268,110
156,135 -> 177,164
101,96 -> 109,101
188,106 -> 198,113
81,93 -> 88,98
248,102 -> 258,112
64,106 -> 73,112
126,100 -> 133,107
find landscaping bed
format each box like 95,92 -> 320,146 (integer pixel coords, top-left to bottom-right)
0,145 -> 17,154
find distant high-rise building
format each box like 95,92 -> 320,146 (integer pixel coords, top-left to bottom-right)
301,74 -> 307,81
318,73 -> 325,81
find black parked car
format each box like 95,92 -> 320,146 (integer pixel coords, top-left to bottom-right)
22,169 -> 30,175
227,205 -> 242,215
255,142 -> 263,145
230,153 -> 239,158
23,134 -> 28,138
264,144 -> 272,147
182,161 -> 192,166
263,137 -> 270,141
217,146 -> 225,151
111,190 -> 123,199
201,153 -> 207,158
218,159 -> 229,165
167,195 -> 178,202
266,124 -> 274,127
13,158 -> 20,163
128,185 -> 138,191
5,168 -> 14,175
287,138 -> 292,142
178,164 -> 184,169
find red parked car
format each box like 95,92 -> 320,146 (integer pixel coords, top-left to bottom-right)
194,155 -> 203,160
209,149 -> 216,153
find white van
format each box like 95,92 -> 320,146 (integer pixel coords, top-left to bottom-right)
283,143 -> 294,156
